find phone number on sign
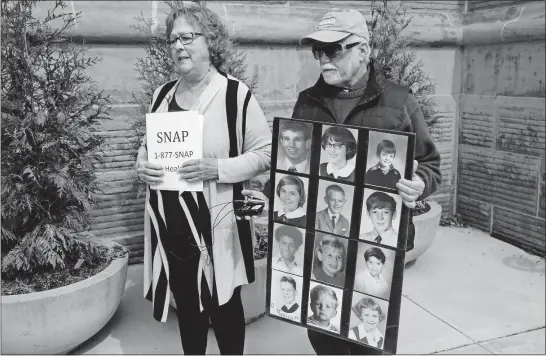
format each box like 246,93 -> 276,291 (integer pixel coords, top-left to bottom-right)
154,151 -> 194,159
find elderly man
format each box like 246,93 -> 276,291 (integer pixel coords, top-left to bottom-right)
295,9 -> 442,355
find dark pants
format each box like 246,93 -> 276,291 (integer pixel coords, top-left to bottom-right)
163,191 -> 246,355
307,329 -> 371,355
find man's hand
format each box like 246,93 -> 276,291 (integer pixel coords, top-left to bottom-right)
177,158 -> 219,182
237,189 -> 269,220
396,160 -> 425,209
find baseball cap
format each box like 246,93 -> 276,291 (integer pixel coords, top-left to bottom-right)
299,9 -> 369,46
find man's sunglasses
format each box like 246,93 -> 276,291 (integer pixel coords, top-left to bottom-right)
312,42 -> 362,60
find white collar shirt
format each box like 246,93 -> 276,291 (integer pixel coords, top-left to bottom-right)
326,157 -> 356,179
282,157 -> 308,173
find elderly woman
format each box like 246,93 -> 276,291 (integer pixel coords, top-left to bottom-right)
134,4 -> 271,355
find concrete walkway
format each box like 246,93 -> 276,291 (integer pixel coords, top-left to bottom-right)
71,226 -> 545,355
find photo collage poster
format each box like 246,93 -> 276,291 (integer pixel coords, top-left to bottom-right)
266,117 -> 416,355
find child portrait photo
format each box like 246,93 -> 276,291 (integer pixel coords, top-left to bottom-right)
269,269 -> 304,323
315,180 -> 355,238
311,234 -> 348,289
359,189 -> 402,248
319,125 -> 359,183
307,281 -> 344,334
271,223 -> 306,276
348,292 -> 389,349
364,131 -> 408,190
273,173 -> 309,229
353,243 -> 395,300
276,119 -> 313,174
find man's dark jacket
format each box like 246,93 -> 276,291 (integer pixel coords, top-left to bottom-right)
292,59 -> 442,251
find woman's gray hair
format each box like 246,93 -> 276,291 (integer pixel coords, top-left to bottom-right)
165,4 -> 232,71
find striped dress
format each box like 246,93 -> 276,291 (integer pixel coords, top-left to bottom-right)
142,71 -> 271,322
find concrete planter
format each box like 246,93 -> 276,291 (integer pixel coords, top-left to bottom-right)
406,200 -> 442,264
241,257 -> 268,324
1,242 -> 129,355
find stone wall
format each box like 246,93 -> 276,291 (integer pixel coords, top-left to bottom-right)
30,1 -> 544,259
457,1 -> 545,255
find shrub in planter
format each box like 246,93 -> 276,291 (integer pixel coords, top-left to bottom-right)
1,0 -> 126,295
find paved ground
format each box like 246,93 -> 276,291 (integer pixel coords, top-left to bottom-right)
71,226 -> 545,355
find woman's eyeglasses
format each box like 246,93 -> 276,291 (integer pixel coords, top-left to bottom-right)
312,42 -> 361,60
168,32 -> 204,47
324,143 -> 345,150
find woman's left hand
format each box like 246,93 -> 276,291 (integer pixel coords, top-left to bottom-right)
237,189 -> 269,221
177,158 -> 219,182
396,160 -> 425,209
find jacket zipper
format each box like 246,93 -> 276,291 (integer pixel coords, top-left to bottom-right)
305,93 -> 338,123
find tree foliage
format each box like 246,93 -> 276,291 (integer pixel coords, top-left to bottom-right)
1,0 -> 111,279
367,0 -> 440,135
130,0 -> 257,155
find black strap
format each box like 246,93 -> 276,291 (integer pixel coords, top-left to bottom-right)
242,90 -> 251,150
226,77 -> 240,158
224,75 -> 255,283
151,80 -> 178,113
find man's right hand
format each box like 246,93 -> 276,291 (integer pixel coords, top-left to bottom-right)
135,149 -> 164,185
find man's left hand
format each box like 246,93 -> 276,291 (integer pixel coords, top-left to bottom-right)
177,158 -> 219,182
396,160 -> 425,209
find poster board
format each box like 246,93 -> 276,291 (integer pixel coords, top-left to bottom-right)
266,117 -> 416,355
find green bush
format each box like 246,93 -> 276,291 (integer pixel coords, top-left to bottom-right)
1,0 -> 111,280
367,0 -> 440,136
367,1 -> 443,214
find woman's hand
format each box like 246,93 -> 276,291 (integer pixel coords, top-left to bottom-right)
136,160 -> 165,185
177,158 -> 219,182
237,189 -> 269,220
396,160 -> 425,209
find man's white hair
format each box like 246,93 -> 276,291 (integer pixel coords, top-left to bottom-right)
347,34 -> 371,64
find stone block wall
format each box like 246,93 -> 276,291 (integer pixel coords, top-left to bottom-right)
29,0 -> 462,263
457,1 -> 545,255
29,0 -> 545,259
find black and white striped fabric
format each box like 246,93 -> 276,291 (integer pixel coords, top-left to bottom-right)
144,73 -> 255,322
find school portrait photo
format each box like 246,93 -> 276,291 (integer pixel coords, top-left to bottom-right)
307,281 -> 344,334
273,173 -> 310,229
271,223 -> 307,276
364,131 -> 408,191
319,125 -> 359,183
310,234 -> 348,289
315,180 -> 355,238
348,291 -> 390,350
359,189 -> 403,248
269,269 -> 304,323
277,120 -> 313,174
353,243 -> 396,300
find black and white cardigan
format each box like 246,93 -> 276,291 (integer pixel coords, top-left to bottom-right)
142,71 -> 271,322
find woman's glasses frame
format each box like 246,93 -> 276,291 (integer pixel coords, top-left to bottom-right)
324,143 -> 346,150
312,42 -> 362,60
168,32 -> 204,47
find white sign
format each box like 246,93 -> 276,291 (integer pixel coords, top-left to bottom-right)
146,111 -> 204,191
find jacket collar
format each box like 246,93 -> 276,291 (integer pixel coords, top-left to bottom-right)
308,58 -> 387,107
